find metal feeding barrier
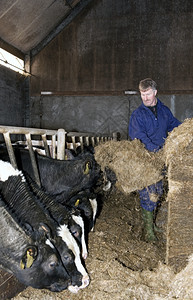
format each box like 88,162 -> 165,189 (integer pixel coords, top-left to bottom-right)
66,131 -> 116,152
0,125 -> 117,186
0,126 -> 66,186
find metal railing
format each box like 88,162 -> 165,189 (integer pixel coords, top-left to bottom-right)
0,125 -> 117,186
0,126 -> 66,186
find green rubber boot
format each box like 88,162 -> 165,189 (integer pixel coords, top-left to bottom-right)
141,208 -> 158,243
154,223 -> 163,233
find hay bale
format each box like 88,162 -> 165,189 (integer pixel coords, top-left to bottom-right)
163,118 -> 193,166
165,136 -> 193,271
94,139 -> 164,194
169,254 -> 193,299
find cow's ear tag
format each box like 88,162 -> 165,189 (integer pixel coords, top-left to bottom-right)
20,246 -> 37,269
40,223 -> 50,233
75,199 -> 80,207
20,261 -> 25,269
39,222 -> 52,239
26,250 -> 34,268
84,162 -> 90,175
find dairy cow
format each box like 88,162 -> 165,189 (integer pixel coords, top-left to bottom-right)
0,146 -> 103,201
25,172 -> 88,260
67,190 -> 98,232
0,197 -> 71,291
0,160 -> 89,293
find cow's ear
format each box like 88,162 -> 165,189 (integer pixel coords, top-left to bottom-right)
20,246 -> 37,269
39,222 -> 52,239
84,160 -> 92,175
24,222 -> 33,235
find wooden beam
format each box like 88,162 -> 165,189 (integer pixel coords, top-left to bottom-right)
0,38 -> 25,60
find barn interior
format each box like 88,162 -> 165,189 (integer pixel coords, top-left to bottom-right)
0,1 -> 193,299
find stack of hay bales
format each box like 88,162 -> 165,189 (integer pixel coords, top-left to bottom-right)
94,139 -> 165,194
163,118 -> 193,271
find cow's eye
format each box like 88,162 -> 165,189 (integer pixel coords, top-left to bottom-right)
49,261 -> 57,269
63,255 -> 72,263
72,230 -> 79,238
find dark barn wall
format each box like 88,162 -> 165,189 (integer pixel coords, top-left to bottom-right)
0,65 -> 29,127
30,0 -> 193,93
29,0 -> 193,137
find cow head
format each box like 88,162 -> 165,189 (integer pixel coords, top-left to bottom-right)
17,242 -> 71,292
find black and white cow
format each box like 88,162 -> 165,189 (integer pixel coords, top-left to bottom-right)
1,146 -> 103,201
25,173 -> 98,255
0,197 -> 71,292
64,145 -> 116,191
66,190 -> 98,233
24,172 -> 88,260
0,160 -> 89,293
0,143 -> 114,239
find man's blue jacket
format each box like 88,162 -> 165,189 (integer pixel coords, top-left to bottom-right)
129,98 -> 181,152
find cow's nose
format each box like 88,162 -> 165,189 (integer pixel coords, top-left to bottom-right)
82,250 -> 88,260
68,285 -> 79,293
81,274 -> 90,289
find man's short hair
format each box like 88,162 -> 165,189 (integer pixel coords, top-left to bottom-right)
139,78 -> 157,92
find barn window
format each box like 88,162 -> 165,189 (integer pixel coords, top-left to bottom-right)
0,48 -> 25,75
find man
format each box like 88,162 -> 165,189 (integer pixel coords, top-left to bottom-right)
129,78 -> 181,242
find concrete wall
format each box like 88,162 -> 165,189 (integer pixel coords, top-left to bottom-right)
29,94 -> 193,140
30,95 -> 130,139
0,65 -> 28,127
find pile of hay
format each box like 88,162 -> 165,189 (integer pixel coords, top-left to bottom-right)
13,256 -> 193,300
163,118 -> 193,166
94,139 -> 164,194
162,118 -> 193,271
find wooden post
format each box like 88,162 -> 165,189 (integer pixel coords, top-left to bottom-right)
57,128 -> 66,160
